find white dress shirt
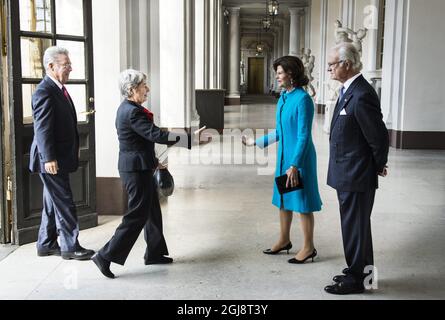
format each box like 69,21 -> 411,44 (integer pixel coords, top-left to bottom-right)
343,73 -> 362,93
47,74 -> 63,90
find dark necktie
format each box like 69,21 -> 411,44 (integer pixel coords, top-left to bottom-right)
338,86 -> 345,102
62,86 -> 71,103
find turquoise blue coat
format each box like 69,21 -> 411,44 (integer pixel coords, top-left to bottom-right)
256,88 -> 322,213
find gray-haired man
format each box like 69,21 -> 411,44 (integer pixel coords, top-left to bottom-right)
29,46 -> 94,260
325,43 -> 389,295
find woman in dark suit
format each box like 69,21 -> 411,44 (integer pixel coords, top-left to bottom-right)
92,69 -> 184,278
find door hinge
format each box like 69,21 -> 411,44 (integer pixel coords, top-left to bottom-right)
1,0 -> 7,57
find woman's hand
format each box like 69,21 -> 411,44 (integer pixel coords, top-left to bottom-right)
157,162 -> 168,170
286,166 -> 299,188
242,135 -> 256,147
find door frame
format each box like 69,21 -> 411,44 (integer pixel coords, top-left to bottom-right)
0,0 -> 6,244
7,0 -> 97,245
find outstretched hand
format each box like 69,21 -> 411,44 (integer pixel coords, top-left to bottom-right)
242,135 -> 256,147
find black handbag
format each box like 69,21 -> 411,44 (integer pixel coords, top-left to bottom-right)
275,171 -> 304,195
153,168 -> 174,197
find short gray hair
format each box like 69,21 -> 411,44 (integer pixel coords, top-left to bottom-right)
332,42 -> 363,72
119,69 -> 147,98
43,46 -> 69,70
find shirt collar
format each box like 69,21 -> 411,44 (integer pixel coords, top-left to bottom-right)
343,73 -> 362,92
47,75 -> 64,90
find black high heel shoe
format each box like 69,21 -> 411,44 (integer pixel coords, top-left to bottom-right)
263,242 -> 292,255
288,249 -> 317,264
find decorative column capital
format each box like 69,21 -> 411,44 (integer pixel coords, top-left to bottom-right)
227,7 -> 240,16
289,7 -> 300,16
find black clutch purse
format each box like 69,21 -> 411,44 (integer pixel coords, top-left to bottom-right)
275,171 -> 303,195
153,168 -> 174,197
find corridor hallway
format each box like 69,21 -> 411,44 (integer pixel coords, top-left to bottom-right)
1,95 -> 445,300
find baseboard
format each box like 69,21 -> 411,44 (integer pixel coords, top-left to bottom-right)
225,97 -> 241,105
388,130 -> 445,150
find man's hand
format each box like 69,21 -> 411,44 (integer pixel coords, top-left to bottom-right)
379,165 -> 388,177
45,161 -> 59,175
286,166 -> 299,188
242,135 -> 256,147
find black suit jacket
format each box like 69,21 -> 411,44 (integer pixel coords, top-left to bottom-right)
116,99 -> 179,172
327,75 -> 389,192
29,76 -> 79,173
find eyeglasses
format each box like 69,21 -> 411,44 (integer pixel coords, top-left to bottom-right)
327,60 -> 345,70
57,63 -> 72,69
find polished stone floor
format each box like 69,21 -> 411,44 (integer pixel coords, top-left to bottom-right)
1,95 -> 444,300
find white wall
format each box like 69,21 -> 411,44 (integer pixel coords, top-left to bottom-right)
93,0 -> 121,178
402,0 -> 445,131
159,1 -> 186,128
382,0 -> 445,132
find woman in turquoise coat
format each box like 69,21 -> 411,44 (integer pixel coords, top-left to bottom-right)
244,56 -> 322,264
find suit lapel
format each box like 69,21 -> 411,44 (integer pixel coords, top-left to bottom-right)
330,75 -> 364,133
43,76 -> 77,119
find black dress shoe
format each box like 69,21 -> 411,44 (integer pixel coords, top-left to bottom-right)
92,253 -> 115,279
37,248 -> 61,257
145,256 -> 173,265
333,274 -> 347,283
61,248 -> 95,261
288,249 -> 317,264
263,242 -> 292,255
324,281 -> 365,295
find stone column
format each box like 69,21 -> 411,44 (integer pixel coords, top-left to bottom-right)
273,32 -> 280,93
289,7 -> 301,56
299,8 -> 306,53
277,22 -> 284,58
215,0 -> 223,89
203,0 -> 211,89
366,0 -> 380,74
226,7 -> 241,105
305,6 -> 311,52
282,17 -> 290,56
341,0 -> 356,28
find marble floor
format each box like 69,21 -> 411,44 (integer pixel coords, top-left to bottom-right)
1,94 -> 444,300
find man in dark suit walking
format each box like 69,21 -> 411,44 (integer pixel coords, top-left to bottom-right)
29,46 -> 94,261
325,43 -> 389,295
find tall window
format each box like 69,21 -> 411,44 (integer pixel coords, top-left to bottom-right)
18,0 -> 87,124
376,0 -> 386,70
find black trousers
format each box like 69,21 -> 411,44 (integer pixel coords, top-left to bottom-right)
38,173 -> 79,252
337,189 -> 376,284
99,170 -> 168,265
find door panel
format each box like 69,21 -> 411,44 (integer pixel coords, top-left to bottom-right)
8,0 -> 97,245
248,57 -> 264,94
